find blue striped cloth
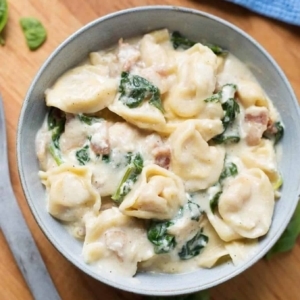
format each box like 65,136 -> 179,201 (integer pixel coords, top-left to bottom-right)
226,0 -> 300,26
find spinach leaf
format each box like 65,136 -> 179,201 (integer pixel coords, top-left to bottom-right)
187,201 -> 202,221
212,135 -> 240,145
219,162 -> 238,182
0,0 -> 8,45
102,154 -> 110,163
207,84 -> 240,144
147,201 -> 204,256
178,230 -> 209,260
111,153 -> 143,203
204,91 -> 222,103
274,122 -> 284,144
221,98 -> 240,131
263,121 -> 284,145
266,201 -> 300,259
209,191 -> 222,213
147,221 -> 176,254
171,31 -> 195,49
78,114 -> 102,125
171,31 -> 227,56
20,17 -> 47,50
76,145 -> 90,165
212,97 -> 240,144
210,161 -> 238,213
47,107 -> 66,165
119,72 -> 164,112
47,107 -> 65,130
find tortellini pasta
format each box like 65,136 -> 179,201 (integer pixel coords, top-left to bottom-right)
83,208 -> 154,277
164,44 -> 218,118
169,119 -> 225,191
218,168 -> 274,238
108,100 -> 166,132
119,164 -> 186,220
240,139 -> 280,185
36,29 -> 283,278
46,65 -> 118,114
39,164 -> 100,222
237,79 -> 269,108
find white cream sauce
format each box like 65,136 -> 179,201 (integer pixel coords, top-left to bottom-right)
36,29 -> 283,277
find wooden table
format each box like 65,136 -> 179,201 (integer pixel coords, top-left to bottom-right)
1,0 -> 299,299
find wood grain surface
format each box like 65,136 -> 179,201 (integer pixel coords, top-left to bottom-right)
0,0 -> 300,299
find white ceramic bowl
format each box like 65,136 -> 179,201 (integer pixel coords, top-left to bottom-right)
17,6 -> 300,296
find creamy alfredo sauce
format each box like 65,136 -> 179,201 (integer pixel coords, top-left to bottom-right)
36,29 -> 283,277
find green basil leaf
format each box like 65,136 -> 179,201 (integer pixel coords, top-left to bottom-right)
266,201 -> 300,259
0,0 -> 8,45
119,72 -> 164,112
20,17 -> 47,50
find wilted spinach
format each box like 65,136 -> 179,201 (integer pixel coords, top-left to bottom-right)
78,114 -> 102,125
119,72 -> 164,112
210,161 -> 238,213
263,121 -> 284,145
210,84 -> 240,144
147,221 -> 176,254
76,145 -> 90,165
148,201 -> 204,256
209,191 -> 222,214
111,152 -> 143,203
171,31 -> 227,56
102,154 -> 110,163
47,107 -> 66,165
219,162 -> 238,182
178,230 -> 209,260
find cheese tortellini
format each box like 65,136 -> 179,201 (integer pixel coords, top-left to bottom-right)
119,164 -> 186,220
36,29 -> 283,277
169,119 -> 225,191
39,164 -> 100,222
46,66 -> 118,114
83,208 -> 154,277
218,168 -> 274,238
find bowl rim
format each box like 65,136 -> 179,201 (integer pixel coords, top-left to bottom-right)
17,5 -> 300,296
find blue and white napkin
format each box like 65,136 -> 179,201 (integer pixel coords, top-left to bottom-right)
226,0 -> 300,26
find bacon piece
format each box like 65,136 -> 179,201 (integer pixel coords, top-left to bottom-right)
90,123 -> 110,155
105,230 -> 127,260
117,39 -> 140,72
152,146 -> 171,169
244,106 -> 269,146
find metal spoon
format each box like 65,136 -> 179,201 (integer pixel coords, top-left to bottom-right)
0,94 -> 61,300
